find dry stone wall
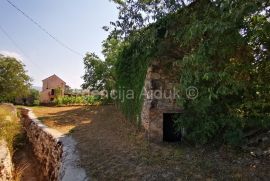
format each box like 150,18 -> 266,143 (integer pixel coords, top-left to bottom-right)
21,108 -> 87,181
21,109 -> 63,180
141,59 -> 182,142
0,140 -> 13,181
0,104 -> 17,181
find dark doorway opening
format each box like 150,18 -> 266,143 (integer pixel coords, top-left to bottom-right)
163,113 -> 181,142
51,89 -> 55,95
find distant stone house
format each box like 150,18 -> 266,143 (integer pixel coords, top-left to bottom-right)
40,74 -> 69,103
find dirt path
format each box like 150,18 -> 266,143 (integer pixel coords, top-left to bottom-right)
32,105 -> 270,180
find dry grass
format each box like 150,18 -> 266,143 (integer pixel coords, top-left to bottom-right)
0,104 -> 21,153
0,104 -> 45,181
31,105 -> 270,180
30,106 -> 91,134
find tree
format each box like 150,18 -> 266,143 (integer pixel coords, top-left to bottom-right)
172,0 -> 270,145
0,55 -> 31,102
17,88 -> 40,105
82,37 -> 121,95
81,53 -> 109,91
28,88 -> 40,105
108,0 -> 191,37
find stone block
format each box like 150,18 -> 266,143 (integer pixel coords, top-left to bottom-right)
0,140 -> 13,181
151,73 -> 161,80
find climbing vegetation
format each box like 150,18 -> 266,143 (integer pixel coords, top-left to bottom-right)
113,0 -> 270,145
85,0 -> 270,145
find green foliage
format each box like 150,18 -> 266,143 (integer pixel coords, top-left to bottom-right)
173,0 -> 270,145
27,88 -> 40,106
110,0 -> 189,37
54,87 -> 62,98
33,100 -> 40,106
29,89 -> 39,101
82,38 -> 121,94
84,95 -> 101,105
0,55 -> 31,102
54,95 -> 105,106
15,88 -> 40,106
111,0 -> 270,145
115,28 -> 158,123
82,53 -> 109,91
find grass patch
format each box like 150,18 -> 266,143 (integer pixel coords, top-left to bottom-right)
0,104 -> 21,154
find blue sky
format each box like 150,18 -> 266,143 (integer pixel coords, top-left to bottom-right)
0,0 -> 118,88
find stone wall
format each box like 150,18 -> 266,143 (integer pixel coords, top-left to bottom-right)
0,140 -> 13,181
20,109 -> 87,181
21,109 -> 63,180
141,59 -> 182,142
0,103 -> 18,181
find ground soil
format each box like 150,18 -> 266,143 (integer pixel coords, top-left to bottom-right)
13,132 -> 46,181
31,105 -> 270,180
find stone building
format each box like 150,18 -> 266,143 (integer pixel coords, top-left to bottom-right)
40,74 -> 68,103
141,59 -> 182,142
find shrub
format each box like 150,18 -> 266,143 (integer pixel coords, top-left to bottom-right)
33,100 -> 40,106
54,95 -> 105,106
84,96 -> 95,105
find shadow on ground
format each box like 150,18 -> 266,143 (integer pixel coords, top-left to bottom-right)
31,105 -> 270,180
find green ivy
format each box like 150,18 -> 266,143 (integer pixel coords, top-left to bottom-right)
115,28 -> 158,124
114,0 -> 270,145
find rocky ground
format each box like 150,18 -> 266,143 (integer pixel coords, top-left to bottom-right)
31,105 -> 270,180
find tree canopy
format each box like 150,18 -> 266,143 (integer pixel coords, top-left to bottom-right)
81,38 -> 121,93
0,55 -> 31,102
108,0 -> 192,37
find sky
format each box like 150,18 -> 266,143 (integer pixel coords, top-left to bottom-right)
0,0 -> 118,88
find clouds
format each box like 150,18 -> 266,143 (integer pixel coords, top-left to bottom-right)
0,50 -> 24,62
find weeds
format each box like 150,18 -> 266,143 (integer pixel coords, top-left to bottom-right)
0,104 -> 21,154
